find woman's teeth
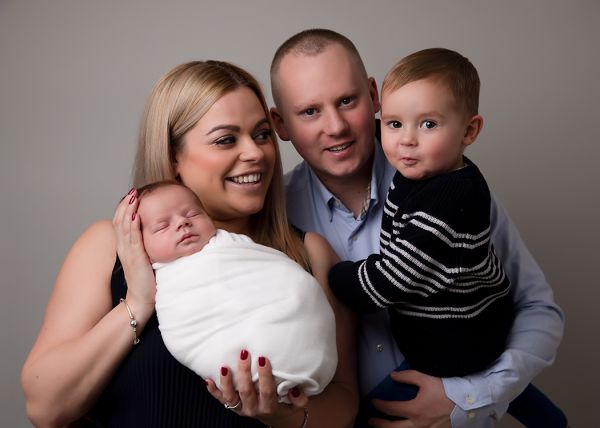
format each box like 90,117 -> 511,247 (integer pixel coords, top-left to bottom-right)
230,173 -> 261,184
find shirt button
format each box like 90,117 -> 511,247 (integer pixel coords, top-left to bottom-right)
376,344 -> 384,352
467,411 -> 476,420
465,395 -> 476,405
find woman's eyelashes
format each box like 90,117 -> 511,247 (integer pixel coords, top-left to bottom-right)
214,135 -> 236,146
213,129 -> 272,146
254,128 -> 272,143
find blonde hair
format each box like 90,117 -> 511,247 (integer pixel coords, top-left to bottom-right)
133,61 -> 310,271
382,48 -> 480,117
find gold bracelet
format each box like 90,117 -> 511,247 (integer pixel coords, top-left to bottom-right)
120,298 -> 140,345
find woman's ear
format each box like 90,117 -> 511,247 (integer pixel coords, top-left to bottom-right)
270,107 -> 290,141
463,115 -> 484,147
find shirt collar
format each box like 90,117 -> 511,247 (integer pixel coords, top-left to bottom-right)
306,135 -> 390,221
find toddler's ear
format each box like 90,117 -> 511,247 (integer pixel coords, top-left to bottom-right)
463,115 -> 483,146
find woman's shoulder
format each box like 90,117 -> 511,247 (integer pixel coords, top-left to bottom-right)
74,220 -> 116,253
60,220 -> 116,277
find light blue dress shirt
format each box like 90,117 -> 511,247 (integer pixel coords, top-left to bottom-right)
284,141 -> 564,427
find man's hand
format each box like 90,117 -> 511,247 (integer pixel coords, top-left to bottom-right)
369,370 -> 454,428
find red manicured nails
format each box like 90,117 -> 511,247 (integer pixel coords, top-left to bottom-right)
221,367 -> 228,376
240,349 -> 249,360
258,356 -> 266,367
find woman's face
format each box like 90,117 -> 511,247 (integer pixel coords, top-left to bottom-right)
175,87 -> 276,230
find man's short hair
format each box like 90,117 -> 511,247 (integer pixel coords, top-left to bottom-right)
270,29 -> 368,105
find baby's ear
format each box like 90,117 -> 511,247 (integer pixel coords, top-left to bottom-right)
463,115 -> 483,147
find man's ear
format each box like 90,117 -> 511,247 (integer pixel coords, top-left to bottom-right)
368,77 -> 381,114
270,107 -> 290,141
463,115 -> 484,147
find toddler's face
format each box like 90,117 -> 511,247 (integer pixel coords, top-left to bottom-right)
380,77 -> 472,180
138,185 -> 216,263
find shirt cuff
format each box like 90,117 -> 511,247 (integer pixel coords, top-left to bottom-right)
444,377 -> 509,427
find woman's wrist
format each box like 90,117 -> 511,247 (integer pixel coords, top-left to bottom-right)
122,293 -> 155,329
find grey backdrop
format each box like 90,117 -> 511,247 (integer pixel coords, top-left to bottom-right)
1,1 -> 598,426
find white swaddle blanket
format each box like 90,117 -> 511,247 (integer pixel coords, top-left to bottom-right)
154,230 -> 337,401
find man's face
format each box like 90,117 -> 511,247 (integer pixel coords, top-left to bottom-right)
271,43 -> 380,185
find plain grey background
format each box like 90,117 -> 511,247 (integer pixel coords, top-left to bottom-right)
2,1 -> 598,426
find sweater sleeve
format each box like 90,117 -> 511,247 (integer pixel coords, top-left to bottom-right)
329,171 -> 496,313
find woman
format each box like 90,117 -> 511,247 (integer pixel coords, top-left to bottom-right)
21,61 -> 358,427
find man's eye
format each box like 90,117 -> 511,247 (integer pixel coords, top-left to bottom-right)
421,120 -> 437,129
387,120 -> 402,129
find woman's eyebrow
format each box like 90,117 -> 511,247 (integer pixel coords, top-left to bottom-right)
253,118 -> 270,129
206,124 -> 240,136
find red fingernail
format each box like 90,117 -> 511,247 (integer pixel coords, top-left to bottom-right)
221,367 -> 228,376
258,356 -> 266,367
240,349 -> 248,360
132,212 -> 137,221
128,195 -> 135,205
290,387 -> 300,398
128,187 -> 135,195
205,379 -> 209,386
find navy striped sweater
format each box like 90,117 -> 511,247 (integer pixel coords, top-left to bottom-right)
329,159 -> 515,377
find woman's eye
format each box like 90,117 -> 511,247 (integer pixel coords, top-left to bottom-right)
254,129 -> 272,142
387,120 -> 402,129
421,120 -> 437,129
214,136 -> 236,145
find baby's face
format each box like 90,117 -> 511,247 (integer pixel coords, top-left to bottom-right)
138,185 -> 217,263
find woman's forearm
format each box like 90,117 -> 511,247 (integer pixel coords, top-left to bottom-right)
22,301 -> 150,427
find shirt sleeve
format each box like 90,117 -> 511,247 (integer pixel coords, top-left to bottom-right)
442,193 -> 564,424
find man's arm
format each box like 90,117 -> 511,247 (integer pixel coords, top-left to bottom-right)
371,194 -> 564,427
441,193 -> 564,422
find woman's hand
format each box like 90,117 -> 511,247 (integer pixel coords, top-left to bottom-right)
112,188 -> 156,321
205,350 -> 308,426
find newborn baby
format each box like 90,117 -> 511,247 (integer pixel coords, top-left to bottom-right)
136,181 -> 337,401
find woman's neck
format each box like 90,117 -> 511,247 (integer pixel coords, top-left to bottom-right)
213,217 -> 251,236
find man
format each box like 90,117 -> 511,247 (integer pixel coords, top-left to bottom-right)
270,29 -> 564,427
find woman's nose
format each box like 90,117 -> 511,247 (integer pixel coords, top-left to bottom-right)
239,137 -> 265,162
